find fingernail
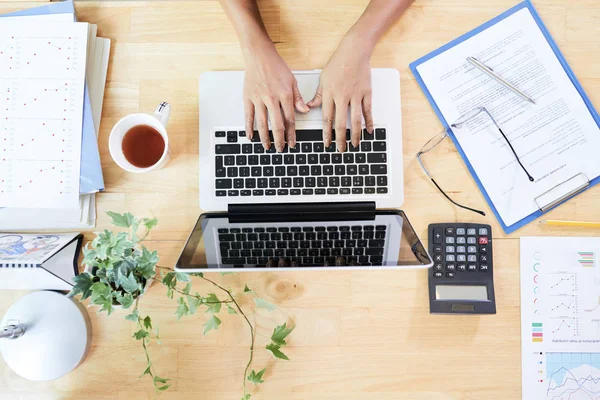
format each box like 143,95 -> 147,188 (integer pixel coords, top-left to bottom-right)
289,140 -> 296,148
353,140 -> 359,148
276,145 -> 284,153
263,142 -> 270,150
301,104 -> 309,112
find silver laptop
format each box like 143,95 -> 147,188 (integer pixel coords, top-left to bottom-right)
199,69 -> 403,211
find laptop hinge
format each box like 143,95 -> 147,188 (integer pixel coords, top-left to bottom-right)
227,202 -> 376,223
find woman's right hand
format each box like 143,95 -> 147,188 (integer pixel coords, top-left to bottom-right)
243,45 -> 309,152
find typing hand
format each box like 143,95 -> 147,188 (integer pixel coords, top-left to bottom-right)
307,36 -> 374,152
243,48 -> 309,152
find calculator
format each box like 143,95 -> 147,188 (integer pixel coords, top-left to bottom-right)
428,223 -> 496,314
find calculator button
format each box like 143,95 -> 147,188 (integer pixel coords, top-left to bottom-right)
467,246 -> 477,253
433,228 -> 443,244
445,227 -> 455,235
467,228 -> 477,235
478,237 -> 489,245
457,254 -> 466,262
457,246 -> 466,253
433,263 -> 443,271
445,237 -> 455,244
433,245 -> 442,253
480,255 -> 489,263
446,254 -> 455,262
457,264 -> 466,272
434,254 -> 443,262
434,271 -> 443,278
468,255 -> 477,262
456,237 -> 466,244
479,246 -> 487,253
446,272 -> 455,278
478,228 -> 488,236
456,228 -> 466,235
479,264 -> 489,271
446,264 -> 455,271
467,237 -> 477,244
446,246 -> 455,253
468,264 -> 477,271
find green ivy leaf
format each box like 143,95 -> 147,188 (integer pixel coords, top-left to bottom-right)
158,384 -> 171,392
205,293 -> 222,314
143,316 -> 152,330
254,297 -> 276,312
107,211 -> 136,228
175,271 -> 190,283
68,272 -> 95,300
190,272 -> 204,278
121,273 -> 141,294
183,282 -> 192,295
162,271 -> 176,288
125,310 -> 139,322
133,329 -> 149,340
187,296 -> 202,315
244,284 -> 253,293
227,304 -> 238,314
141,364 -> 152,377
90,281 -> 111,298
241,395 -> 251,400
203,315 -> 221,335
153,376 -> 169,384
247,368 -> 266,385
175,297 -> 189,320
142,217 -> 158,231
266,343 -> 289,361
271,322 -> 295,347
116,292 -> 135,308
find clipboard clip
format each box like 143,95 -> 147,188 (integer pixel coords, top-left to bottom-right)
534,173 -> 590,213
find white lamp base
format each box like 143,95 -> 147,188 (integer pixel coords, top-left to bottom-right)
0,291 -> 92,381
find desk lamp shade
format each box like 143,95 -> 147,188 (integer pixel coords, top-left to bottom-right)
0,291 -> 92,381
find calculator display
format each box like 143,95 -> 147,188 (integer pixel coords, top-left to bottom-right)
435,285 -> 488,301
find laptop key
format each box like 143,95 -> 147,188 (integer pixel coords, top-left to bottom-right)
239,167 -> 250,177
347,165 -> 357,175
216,168 -> 226,177
371,165 -> 387,174
323,165 -> 334,175
306,177 -> 316,187
314,142 -> 324,152
289,143 -> 300,153
326,143 -> 336,152
252,189 -> 264,196
329,176 -> 340,187
308,154 -> 319,164
266,189 -> 276,196
275,166 -> 285,176
245,178 -> 256,188
216,190 -> 226,197
284,155 -> 294,164
293,178 -> 303,187
364,188 -> 375,194
340,188 -> 351,194
291,189 -> 301,195
356,153 -> 366,163
353,176 -> 364,186
373,141 -> 386,151
286,166 -> 298,176
302,189 -> 314,195
344,154 -> 354,163
368,153 -> 386,163
236,155 -> 247,165
216,179 -> 232,189
228,190 -> 239,196
317,177 -> 328,187
335,165 -> 345,175
349,143 -> 360,152
224,156 -> 235,166
227,167 -> 238,177
332,154 -> 342,164
219,234 -> 235,242
248,155 -> 259,165
301,143 -> 312,153
375,128 -> 386,140
296,154 -> 307,164
311,166 -> 321,176
327,188 -> 339,195
319,154 -> 331,164
359,165 -> 369,175
254,144 -> 264,154
260,155 -> 270,165
377,188 -> 388,194
216,144 -> 241,154
227,131 -> 237,142
299,166 -> 310,176
377,176 -> 388,186
364,129 -> 374,140
341,177 -> 351,187
258,178 -> 268,188
272,155 -> 282,165
361,142 -> 372,152
267,146 -> 277,154
315,189 -> 326,195
234,179 -> 244,189
282,178 -> 292,188
263,167 -> 274,176
215,130 -> 226,137
269,178 -> 280,188
242,144 -> 253,154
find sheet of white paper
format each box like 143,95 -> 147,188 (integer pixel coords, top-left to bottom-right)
0,21 -> 88,208
0,232 -> 78,265
416,8 -> 600,227
520,237 -> 600,400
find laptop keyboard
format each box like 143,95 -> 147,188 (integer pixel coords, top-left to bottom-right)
214,128 -> 389,198
217,225 -> 387,267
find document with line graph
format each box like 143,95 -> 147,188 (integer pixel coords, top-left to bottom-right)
0,20 -> 87,208
521,237 -> 600,400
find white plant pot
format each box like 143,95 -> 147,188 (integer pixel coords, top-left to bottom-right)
83,265 -> 156,309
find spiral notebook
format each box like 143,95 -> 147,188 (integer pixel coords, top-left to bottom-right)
0,233 -> 82,290
410,0 -> 600,234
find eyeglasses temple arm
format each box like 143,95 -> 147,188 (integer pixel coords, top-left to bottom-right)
430,178 -> 486,216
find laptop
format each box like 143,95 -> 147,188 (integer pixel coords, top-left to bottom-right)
183,69 -> 431,271
175,203 -> 432,272
198,69 -> 403,210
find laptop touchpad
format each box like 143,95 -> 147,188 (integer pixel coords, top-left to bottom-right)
295,73 -> 322,121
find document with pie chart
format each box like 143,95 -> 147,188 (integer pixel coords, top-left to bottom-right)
521,237 -> 600,400
0,20 -> 88,208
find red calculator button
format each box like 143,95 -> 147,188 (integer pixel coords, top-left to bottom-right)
478,237 -> 489,245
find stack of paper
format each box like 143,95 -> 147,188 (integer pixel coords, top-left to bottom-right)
0,0 -> 109,230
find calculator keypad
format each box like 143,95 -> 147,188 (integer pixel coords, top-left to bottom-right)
430,224 -> 491,279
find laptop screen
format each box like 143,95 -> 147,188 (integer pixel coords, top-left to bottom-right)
176,210 -> 431,271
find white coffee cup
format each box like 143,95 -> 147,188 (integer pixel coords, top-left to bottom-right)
109,102 -> 171,173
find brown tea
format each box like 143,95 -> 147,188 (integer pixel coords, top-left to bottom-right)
122,125 -> 166,168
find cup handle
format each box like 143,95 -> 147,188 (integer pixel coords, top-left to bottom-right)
153,102 -> 171,128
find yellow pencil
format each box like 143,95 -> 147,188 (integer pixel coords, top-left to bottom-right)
540,220 -> 600,228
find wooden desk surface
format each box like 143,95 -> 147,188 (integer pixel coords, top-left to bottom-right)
1,1 -> 600,399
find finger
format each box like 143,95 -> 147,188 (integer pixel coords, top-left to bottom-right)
321,95 -> 334,147
335,98 -> 349,152
255,102 -> 271,150
266,99 -> 286,152
307,83 -> 323,108
244,99 -> 255,140
293,79 -> 309,113
362,92 -> 374,133
281,95 -> 297,148
350,98 -> 362,148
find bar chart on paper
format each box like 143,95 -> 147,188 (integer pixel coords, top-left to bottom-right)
0,20 -> 87,208
521,238 -> 600,400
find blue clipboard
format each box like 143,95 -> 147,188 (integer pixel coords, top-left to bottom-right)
409,0 -> 600,234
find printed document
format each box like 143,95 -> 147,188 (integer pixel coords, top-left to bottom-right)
416,8 -> 600,226
0,21 -> 87,208
520,237 -> 600,400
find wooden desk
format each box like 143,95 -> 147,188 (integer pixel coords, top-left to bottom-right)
1,1 -> 599,399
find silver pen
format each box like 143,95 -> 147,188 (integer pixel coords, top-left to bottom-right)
466,56 -> 536,105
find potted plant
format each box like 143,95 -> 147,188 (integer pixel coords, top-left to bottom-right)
69,212 -> 293,399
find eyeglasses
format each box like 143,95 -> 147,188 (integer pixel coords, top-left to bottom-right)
416,107 -> 534,216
